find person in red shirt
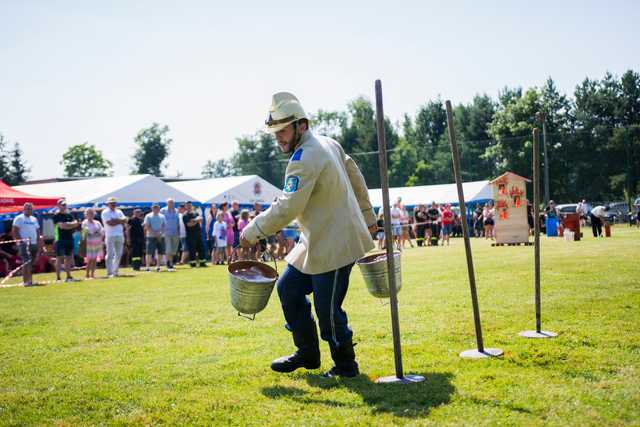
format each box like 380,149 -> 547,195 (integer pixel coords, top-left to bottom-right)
441,203 -> 454,246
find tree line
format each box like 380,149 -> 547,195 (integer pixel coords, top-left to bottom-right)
212,69 -> 639,204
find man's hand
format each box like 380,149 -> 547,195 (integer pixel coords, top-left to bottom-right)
239,230 -> 252,248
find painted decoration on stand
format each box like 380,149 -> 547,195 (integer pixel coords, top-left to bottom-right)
490,172 -> 531,244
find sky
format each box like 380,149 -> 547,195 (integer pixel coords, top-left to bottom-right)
1,0 -> 639,180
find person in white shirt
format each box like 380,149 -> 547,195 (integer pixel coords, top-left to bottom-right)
390,202 -> 402,250
589,205 -> 610,238
212,212 -> 227,265
12,203 -> 43,286
101,197 -> 127,277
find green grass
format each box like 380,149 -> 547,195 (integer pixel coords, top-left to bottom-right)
1,227 -> 639,426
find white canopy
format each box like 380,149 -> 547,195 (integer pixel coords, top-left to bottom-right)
167,175 -> 281,206
368,180 -> 492,209
15,175 -> 194,207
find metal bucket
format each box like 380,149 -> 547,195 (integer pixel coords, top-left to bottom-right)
228,260 -> 278,320
356,252 -> 402,298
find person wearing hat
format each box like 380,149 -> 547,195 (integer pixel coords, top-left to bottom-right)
240,92 -> 377,378
52,198 -> 79,282
102,197 -> 127,277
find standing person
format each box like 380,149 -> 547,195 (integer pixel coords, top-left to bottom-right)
589,205 -> 610,237
102,197 -> 127,278
230,200 -> 241,262
400,204 -> 414,249
252,202 -> 266,260
127,209 -> 145,271
473,205 -> 484,237
441,203 -> 454,246
206,204 -> 218,259
427,202 -> 441,246
236,209 -> 251,260
144,203 -> 166,272
160,198 -> 180,271
414,204 -> 427,247
483,203 -> 495,240
183,202 -> 207,267
240,92 -> 376,378
81,208 -> 104,279
376,211 -> 385,250
220,202 -> 235,264
212,212 -> 227,264
12,203 -> 43,286
576,199 -> 588,227
178,204 -> 189,264
390,202 -> 402,251
52,199 -> 78,282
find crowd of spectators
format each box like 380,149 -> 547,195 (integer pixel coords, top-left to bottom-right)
3,197 -> 304,285
377,198 -> 467,250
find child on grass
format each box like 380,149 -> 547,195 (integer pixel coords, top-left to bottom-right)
212,212 -> 227,265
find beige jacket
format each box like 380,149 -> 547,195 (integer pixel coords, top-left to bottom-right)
243,131 -> 376,274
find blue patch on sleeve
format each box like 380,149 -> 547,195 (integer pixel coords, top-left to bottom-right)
290,148 -> 303,162
284,175 -> 300,193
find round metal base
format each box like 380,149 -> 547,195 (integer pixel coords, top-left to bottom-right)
459,348 -> 503,359
375,374 -> 426,384
519,330 -> 557,338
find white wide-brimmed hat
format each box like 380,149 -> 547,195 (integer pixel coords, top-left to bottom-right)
264,92 -> 308,133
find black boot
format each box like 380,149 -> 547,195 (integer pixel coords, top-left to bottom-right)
271,327 -> 321,373
322,341 -> 359,378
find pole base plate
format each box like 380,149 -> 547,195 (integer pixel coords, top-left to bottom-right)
459,348 -> 503,359
375,374 -> 426,384
518,330 -> 557,338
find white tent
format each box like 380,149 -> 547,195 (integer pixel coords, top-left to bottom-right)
368,180 -> 493,209
167,175 -> 281,206
15,175 -> 194,207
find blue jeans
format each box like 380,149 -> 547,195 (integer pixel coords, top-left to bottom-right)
277,263 -> 355,346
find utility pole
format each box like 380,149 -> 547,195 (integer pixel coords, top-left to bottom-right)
537,112 -> 550,204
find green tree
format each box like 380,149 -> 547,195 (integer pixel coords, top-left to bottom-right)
202,159 -> 234,178
341,97 -> 398,188
132,123 -> 172,176
61,142 -> 113,177
414,99 -> 447,158
7,142 -> 30,185
310,110 -> 347,141
0,134 -> 11,182
230,132 -> 286,187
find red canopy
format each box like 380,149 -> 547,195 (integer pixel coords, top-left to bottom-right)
0,180 -> 60,214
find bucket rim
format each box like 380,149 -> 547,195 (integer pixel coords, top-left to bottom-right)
228,260 -> 278,280
357,251 -> 401,265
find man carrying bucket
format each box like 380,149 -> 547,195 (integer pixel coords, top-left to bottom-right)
240,92 -> 377,377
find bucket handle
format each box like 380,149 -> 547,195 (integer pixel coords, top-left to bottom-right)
237,312 -> 256,321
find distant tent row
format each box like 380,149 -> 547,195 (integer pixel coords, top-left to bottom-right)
8,175 -> 495,217
13,174 -> 282,211
367,180 -> 493,209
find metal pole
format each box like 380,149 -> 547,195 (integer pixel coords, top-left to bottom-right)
533,128 -> 542,332
519,128 -> 556,338
445,101 -> 503,358
374,80 -> 404,379
445,101 -> 484,352
540,113 -> 550,205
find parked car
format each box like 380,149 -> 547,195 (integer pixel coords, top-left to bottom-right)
556,203 -> 592,220
607,201 -> 631,223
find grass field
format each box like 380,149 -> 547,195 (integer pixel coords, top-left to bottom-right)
1,227 -> 639,426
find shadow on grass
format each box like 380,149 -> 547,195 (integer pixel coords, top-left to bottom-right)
262,372 -> 455,418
